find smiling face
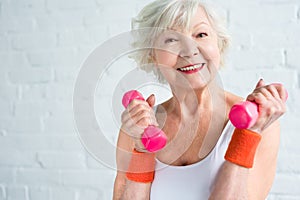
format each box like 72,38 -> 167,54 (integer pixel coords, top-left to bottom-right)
153,6 -> 221,89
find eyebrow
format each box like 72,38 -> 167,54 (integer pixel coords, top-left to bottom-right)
193,22 -> 209,29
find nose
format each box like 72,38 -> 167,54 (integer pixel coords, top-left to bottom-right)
179,37 -> 200,59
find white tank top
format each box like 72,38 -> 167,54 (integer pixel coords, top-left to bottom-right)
150,120 -> 235,200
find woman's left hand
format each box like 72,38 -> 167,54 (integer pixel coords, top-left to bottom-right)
246,79 -> 287,133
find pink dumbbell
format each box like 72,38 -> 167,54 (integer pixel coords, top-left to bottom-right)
229,84 -> 288,129
122,90 -> 167,152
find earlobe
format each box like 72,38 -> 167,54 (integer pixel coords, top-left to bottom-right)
149,51 -> 157,64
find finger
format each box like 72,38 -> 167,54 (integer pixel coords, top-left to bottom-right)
247,92 -> 268,105
255,78 -> 266,89
266,84 -> 281,101
127,98 -> 148,109
146,94 -> 156,108
271,83 -> 288,102
252,87 -> 274,101
127,100 -> 150,113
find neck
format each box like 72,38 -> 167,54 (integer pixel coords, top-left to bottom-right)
168,81 -> 224,118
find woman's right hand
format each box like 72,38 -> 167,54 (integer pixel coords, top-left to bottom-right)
121,94 -> 158,152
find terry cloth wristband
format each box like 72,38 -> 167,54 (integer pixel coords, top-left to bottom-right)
126,149 -> 156,183
225,128 -> 262,168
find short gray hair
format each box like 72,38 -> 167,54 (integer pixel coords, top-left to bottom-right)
130,0 -> 230,83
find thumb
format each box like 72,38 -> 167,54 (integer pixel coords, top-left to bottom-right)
255,78 -> 266,89
146,94 -> 156,108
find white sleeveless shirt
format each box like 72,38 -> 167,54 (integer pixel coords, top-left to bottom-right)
150,120 -> 235,200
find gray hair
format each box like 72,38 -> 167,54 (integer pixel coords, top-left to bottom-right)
130,0 -> 230,83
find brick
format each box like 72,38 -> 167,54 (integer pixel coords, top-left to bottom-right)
0,135 -> 84,152
286,47 -> 300,68
11,33 -> 57,51
0,99 -> 13,116
42,101 -> 73,118
0,52 -> 30,68
61,169 -> 115,188
6,186 -> 28,200
82,10 -> 106,28
54,67 -> 78,83
42,115 -> 75,134
86,154 -> 109,170
0,168 -> 15,184
46,0 -> 96,11
0,17 -> 36,34
228,30 -> 252,49
20,84 -> 47,101
8,68 -> 54,85
255,69 -> 298,88
286,89 -> 300,117
43,11 -> 84,31
0,130 -> 7,136
271,174 -> 300,195
252,32 -> 288,49
44,82 -> 73,101
219,69 -> 259,95
268,194 -> 300,200
1,0 -> 46,18
0,34 -> 10,51
259,0 -> 300,5
230,3 -> 296,29
277,151 -> 300,174
0,149 -> 38,168
0,117 -> 43,133
228,48 -> 284,69
28,187 -> 50,200
76,188 -> 104,200
16,168 -> 61,185
36,152 -> 86,169
34,15 -> 58,32
14,100 -> 48,117
95,3 -> 135,24
86,27 -> 110,45
0,185 -> 5,200
57,29 -> 91,47
0,84 -> 18,102
50,187 -> 76,200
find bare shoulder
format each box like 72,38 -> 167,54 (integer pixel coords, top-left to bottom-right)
224,91 -> 244,114
224,90 -> 244,106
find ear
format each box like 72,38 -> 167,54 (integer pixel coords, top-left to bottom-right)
149,49 -> 157,64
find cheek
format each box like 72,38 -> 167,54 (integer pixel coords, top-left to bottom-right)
200,43 -> 220,68
154,50 -> 178,67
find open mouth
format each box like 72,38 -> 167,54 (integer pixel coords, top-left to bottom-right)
177,63 -> 205,74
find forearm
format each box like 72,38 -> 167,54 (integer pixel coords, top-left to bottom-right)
209,161 -> 249,200
120,180 -> 151,200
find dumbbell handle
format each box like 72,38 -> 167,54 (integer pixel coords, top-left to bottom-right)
229,85 -> 288,129
122,90 -> 167,152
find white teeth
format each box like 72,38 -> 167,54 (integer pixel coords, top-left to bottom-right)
178,64 -> 203,71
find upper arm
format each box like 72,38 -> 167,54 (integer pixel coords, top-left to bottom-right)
248,120 -> 281,199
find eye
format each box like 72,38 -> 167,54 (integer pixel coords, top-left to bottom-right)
196,33 -> 208,38
165,38 -> 178,44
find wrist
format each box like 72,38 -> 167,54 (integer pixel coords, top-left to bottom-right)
126,148 -> 156,183
225,128 -> 262,168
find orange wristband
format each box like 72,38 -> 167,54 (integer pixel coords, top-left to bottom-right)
126,149 -> 156,183
225,129 -> 262,168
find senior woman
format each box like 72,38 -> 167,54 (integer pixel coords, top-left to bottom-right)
113,0 -> 287,199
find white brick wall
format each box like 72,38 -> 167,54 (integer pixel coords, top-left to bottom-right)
0,0 -> 299,199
